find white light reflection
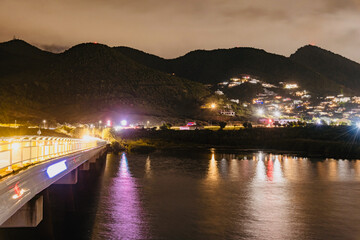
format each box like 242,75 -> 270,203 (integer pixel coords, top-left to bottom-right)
145,156 -> 152,178
246,152 -> 291,239
206,152 -> 219,182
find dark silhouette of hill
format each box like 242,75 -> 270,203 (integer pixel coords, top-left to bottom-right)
116,46 -> 357,94
0,39 -> 55,76
2,39 -> 360,123
290,45 -> 360,91
0,40 -> 209,122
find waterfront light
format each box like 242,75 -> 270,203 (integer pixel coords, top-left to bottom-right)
257,108 -> 264,115
114,126 -> 122,131
121,120 -> 127,126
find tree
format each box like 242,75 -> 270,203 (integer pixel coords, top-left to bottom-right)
243,122 -> 253,128
160,123 -> 172,130
219,121 -> 227,130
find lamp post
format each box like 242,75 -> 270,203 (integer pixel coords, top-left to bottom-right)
43,120 -> 46,129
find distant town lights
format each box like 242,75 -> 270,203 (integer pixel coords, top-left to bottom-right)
284,83 -> 299,89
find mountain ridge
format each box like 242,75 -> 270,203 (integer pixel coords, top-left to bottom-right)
1,39 -> 360,122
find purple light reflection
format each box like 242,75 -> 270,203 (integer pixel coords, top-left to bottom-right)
109,153 -> 145,239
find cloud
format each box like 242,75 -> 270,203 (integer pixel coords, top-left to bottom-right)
0,0 -> 360,62
37,44 -> 69,53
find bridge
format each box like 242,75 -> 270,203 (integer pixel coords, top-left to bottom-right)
0,136 -> 108,228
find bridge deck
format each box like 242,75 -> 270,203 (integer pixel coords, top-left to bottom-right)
0,136 -> 107,225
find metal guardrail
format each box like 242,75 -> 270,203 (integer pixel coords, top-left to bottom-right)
0,136 -> 105,172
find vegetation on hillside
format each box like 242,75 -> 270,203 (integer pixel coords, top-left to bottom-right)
0,40 -> 210,122
116,46 -> 355,95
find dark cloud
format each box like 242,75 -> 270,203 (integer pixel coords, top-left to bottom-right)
221,7 -> 289,21
320,0 -> 360,14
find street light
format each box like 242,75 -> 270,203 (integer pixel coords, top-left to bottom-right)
211,103 -> 216,109
43,120 -> 46,129
257,108 -> 264,116
121,120 -> 127,126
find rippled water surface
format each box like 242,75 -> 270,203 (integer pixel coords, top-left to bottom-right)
90,151 -> 360,240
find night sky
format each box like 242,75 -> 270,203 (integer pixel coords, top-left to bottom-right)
1,0 -> 360,62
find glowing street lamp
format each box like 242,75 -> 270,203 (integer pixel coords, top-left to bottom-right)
121,120 -> 127,126
107,120 -> 111,127
43,120 -> 46,129
211,103 -> 216,109
257,108 -> 264,116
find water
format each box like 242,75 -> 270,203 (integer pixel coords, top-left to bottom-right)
91,150 -> 360,240
3,150 -> 360,239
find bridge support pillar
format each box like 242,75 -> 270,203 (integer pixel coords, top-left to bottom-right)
79,161 -> 90,171
89,155 -> 97,163
55,169 -> 78,184
0,194 -> 43,228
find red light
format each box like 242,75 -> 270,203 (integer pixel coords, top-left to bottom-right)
187,122 -> 196,126
12,183 -> 24,199
269,119 -> 273,123
267,159 -> 273,181
14,183 -> 21,196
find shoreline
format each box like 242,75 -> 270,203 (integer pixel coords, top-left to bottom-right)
115,127 -> 360,159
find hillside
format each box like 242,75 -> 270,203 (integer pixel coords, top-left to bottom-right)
290,45 -> 360,91
3,39 -> 360,124
116,46 -> 360,95
0,40 -> 210,123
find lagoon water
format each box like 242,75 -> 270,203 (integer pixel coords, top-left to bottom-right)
2,150 -> 360,239
90,150 -> 360,240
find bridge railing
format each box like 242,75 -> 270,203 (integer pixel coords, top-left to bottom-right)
0,136 -> 106,172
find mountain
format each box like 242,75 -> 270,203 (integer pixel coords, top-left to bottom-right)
0,40 -> 210,123
116,46 -> 359,94
2,39 -> 360,123
0,39 -> 54,76
290,45 -> 360,91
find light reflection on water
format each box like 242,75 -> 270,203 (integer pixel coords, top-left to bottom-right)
91,151 -> 360,240
91,153 -> 147,240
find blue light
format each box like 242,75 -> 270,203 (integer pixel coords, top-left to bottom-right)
46,160 -> 67,178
